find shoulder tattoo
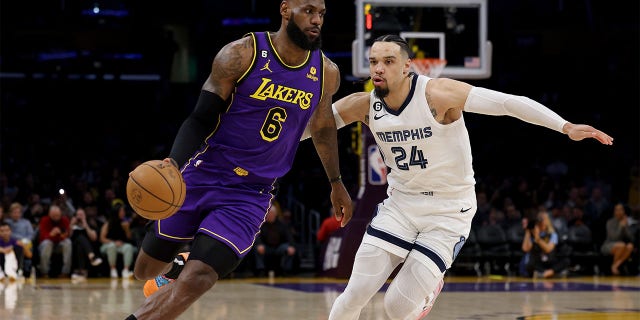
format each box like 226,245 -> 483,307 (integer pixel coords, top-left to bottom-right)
426,92 -> 445,124
215,38 -> 252,79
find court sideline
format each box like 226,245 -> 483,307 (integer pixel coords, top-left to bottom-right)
0,275 -> 638,320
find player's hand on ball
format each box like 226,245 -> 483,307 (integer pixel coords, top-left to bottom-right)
163,157 -> 180,169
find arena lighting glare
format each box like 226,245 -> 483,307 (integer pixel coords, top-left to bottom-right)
81,2 -> 129,17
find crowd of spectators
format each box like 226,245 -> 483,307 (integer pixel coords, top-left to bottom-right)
0,156 -> 638,280
0,161 -> 149,280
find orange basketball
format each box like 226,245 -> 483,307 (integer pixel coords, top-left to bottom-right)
126,160 -> 186,220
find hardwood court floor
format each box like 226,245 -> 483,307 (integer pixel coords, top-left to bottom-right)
0,275 -> 638,320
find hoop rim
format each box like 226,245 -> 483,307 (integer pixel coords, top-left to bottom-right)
410,58 -> 448,77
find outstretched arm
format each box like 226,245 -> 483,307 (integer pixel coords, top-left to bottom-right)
300,91 -> 371,141
300,104 -> 345,141
463,86 -> 614,145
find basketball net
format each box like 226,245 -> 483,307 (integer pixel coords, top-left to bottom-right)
410,58 -> 447,78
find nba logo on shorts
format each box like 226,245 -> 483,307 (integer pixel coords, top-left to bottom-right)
368,145 -> 387,185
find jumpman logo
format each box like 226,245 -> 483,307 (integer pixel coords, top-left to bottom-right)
260,59 -> 273,73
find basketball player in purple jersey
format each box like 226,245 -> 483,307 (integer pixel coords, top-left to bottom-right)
125,1 -> 352,319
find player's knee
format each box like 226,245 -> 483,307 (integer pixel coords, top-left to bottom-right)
189,234 -> 241,278
133,265 -> 154,281
133,252 -> 165,280
178,262 -> 218,296
345,289 -> 371,306
383,287 -> 418,319
333,289 -> 371,312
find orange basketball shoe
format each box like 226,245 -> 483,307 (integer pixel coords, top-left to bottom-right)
143,252 -> 190,298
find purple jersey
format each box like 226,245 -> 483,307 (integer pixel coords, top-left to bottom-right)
0,237 -> 18,249
186,31 -> 324,186
154,32 -> 325,257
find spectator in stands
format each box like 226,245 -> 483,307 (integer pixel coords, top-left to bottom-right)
99,188 -> 118,217
542,189 -> 562,211
22,193 -> 45,225
585,186 -> 612,246
5,202 -> 35,242
38,204 -> 72,278
78,190 -> 100,220
487,207 -> 506,228
565,186 -> 583,210
315,207 -> 343,273
254,204 -> 297,277
472,190 -> 492,227
550,205 -> 569,241
280,207 -> 300,243
70,208 -> 103,280
568,206 -> 586,227
503,202 -> 523,231
317,207 -> 341,244
521,210 -> 569,278
601,203 -> 635,275
128,210 -> 149,249
84,197 -> 106,231
5,202 -> 35,275
0,221 -> 23,280
53,189 -> 76,217
99,203 -> 136,279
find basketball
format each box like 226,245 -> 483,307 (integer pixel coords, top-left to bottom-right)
126,160 -> 186,220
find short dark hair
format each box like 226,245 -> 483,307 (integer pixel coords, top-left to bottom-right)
373,34 -> 413,58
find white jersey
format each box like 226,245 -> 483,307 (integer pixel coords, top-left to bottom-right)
368,74 -> 475,196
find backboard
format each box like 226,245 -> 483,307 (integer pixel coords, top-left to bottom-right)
352,0 -> 492,79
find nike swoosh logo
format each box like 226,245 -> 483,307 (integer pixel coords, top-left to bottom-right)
460,207 -> 472,213
374,114 -> 387,120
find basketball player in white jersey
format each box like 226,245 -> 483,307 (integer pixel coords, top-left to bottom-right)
314,34 -> 613,319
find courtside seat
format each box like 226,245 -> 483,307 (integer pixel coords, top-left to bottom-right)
476,224 -> 511,275
566,224 -> 600,275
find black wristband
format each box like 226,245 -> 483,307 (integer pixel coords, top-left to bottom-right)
329,175 -> 342,183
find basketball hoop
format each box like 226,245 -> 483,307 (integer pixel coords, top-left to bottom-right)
410,58 -> 447,78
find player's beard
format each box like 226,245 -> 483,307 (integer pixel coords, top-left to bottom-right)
286,17 -> 322,50
373,86 -> 390,99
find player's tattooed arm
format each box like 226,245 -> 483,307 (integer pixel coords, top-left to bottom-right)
204,36 -> 254,99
